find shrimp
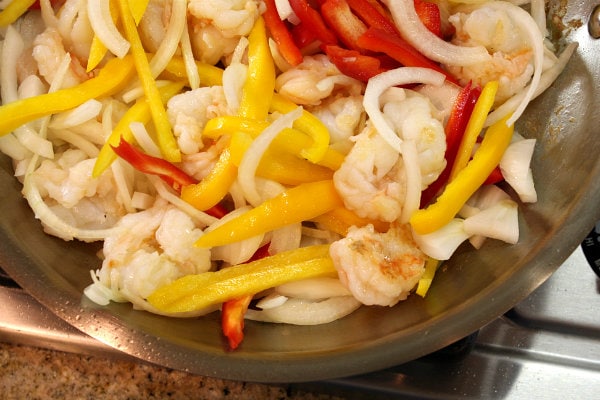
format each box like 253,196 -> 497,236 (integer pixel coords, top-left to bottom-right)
444,4 -> 534,104
31,149 -> 126,231
188,0 -> 261,64
333,89 -> 446,222
310,94 -> 364,153
329,223 -> 426,306
31,27 -> 88,89
166,86 -> 231,155
275,55 -> 363,106
91,199 -> 212,312
138,0 -> 170,53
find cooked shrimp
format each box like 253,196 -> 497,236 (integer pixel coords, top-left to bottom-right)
276,54 -> 363,106
31,149 -> 126,230
444,4 -> 534,104
31,27 -> 88,88
188,0 -> 261,64
310,94 -> 364,153
333,125 -> 405,222
330,223 -> 426,306
166,86 -> 231,155
333,89 -> 446,222
138,0 -> 170,53
92,199 -> 212,312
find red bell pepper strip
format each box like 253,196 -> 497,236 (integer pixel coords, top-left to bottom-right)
221,244 -> 271,350
111,137 -> 227,218
420,82 -> 481,206
357,27 -> 456,83
290,22 -> 318,49
263,0 -> 304,66
414,0 -> 442,38
484,166 -> 504,185
288,0 -> 338,45
320,0 -> 367,52
345,0 -> 399,36
324,45 -> 384,82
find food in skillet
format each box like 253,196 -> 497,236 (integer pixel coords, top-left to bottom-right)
0,0 -> 576,349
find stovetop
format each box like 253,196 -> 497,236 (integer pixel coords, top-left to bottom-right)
1,242 -> 600,399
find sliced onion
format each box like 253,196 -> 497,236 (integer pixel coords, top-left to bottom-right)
485,42 -> 577,127
383,0 -> 489,66
111,159 -> 135,213
49,99 -> 103,129
499,137 -> 537,203
238,106 -> 303,206
412,218 -> 469,260
87,0 -> 130,58
463,199 -> 519,244
245,296 -> 361,325
149,0 -> 187,78
363,67 -> 445,152
275,277 -> 351,299
485,1 -> 545,127
128,121 -> 161,157
180,14 -> 200,89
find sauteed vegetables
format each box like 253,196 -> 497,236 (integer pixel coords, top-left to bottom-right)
0,0 -> 576,349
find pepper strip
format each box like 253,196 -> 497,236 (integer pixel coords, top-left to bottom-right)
0,0 -> 36,26
0,56 -> 134,137
263,0 -> 303,66
161,56 -> 224,87
203,116 -> 344,170
271,94 -> 330,163
238,16 -> 276,120
195,180 -> 343,248
93,81 -> 185,177
180,147 -> 238,212
147,245 -> 335,313
117,0 -> 180,162
415,257 -> 440,297
410,115 -> 514,235
449,80 -> 499,181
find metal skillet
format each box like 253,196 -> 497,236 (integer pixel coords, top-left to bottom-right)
0,0 -> 598,383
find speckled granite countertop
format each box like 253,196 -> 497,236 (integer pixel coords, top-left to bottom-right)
0,342 -> 345,400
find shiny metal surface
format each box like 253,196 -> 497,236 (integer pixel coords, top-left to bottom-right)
0,0 -> 599,383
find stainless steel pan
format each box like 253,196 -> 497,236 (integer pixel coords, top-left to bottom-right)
1,0 -> 598,383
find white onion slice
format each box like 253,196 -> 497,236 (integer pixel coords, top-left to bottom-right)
87,0 -> 130,58
500,138 -> 537,203
400,140 -> 421,223
50,99 -> 103,129
484,1 -> 545,127
383,0 -> 489,66
363,67 -> 445,152
463,199 -> 519,244
485,42 -> 577,127
238,106 -> 303,206
179,14 -> 200,89
275,277 -> 351,299
412,218 -> 469,260
149,0 -> 187,78
245,296 -> 361,325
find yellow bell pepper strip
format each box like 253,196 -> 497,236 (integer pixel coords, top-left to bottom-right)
312,207 -> 390,236
271,93 -> 330,163
127,0 -> 149,24
0,0 -> 36,27
0,56 -> 135,137
226,130 -> 333,184
410,115 -> 514,235
180,147 -> 238,212
196,180 -> 343,248
116,0 -> 180,162
415,257 -> 441,297
147,244 -> 336,313
449,81 -> 499,181
87,36 -> 109,72
93,80 -> 185,177
237,17 -> 276,120
161,56 -> 224,87
203,116 -> 344,170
